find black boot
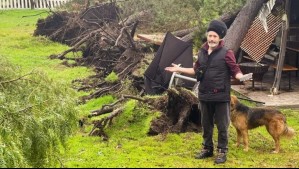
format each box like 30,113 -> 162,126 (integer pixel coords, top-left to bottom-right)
214,152 -> 227,164
195,149 -> 213,159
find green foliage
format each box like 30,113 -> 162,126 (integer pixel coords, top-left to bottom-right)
0,10 -> 95,167
78,95 -> 115,116
119,0 -> 246,49
119,0 -> 246,31
119,0 -> 200,32
105,100 -> 160,140
104,71 -> 119,84
0,59 -> 78,167
63,108 -> 299,168
0,10 -> 93,84
192,0 -> 247,50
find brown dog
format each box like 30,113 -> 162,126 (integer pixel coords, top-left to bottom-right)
230,95 -> 295,153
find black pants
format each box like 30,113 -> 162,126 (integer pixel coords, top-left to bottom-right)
199,101 -> 230,152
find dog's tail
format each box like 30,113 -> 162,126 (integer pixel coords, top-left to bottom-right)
283,126 -> 295,138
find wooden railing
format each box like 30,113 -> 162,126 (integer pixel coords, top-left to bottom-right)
0,0 -> 71,9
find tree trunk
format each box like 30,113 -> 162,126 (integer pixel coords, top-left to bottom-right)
176,12 -> 238,43
219,11 -> 239,28
120,10 -> 152,26
172,27 -> 198,37
224,0 -> 267,54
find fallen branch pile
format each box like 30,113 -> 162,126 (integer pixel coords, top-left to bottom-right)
82,87 -> 201,140
34,3 -> 202,138
34,2 -> 149,102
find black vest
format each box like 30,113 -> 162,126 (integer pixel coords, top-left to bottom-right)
197,47 -> 230,102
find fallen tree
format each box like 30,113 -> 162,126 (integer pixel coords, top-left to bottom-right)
83,87 -> 201,140
35,3 -> 147,103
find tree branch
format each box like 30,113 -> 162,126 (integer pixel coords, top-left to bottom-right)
0,71 -> 34,84
56,29 -> 102,59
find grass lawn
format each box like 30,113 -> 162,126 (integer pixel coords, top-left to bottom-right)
0,10 -> 92,84
1,10 -> 299,168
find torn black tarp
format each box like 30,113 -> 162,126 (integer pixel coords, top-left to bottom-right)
144,32 -> 194,95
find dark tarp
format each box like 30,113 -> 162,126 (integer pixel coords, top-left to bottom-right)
144,32 -> 194,94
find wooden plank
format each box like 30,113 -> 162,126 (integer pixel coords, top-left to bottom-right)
3,0 -> 5,8
15,0 -> 18,8
13,0 -> 16,8
18,0 -> 21,8
54,0 -> 58,8
44,0 -> 48,8
54,0 -> 58,7
41,0 -> 45,8
272,64 -> 298,71
136,33 -> 166,46
36,0 -> 40,9
29,0 -> 32,9
25,0 -> 29,8
1,0 -> 3,9
51,0 -> 55,8
286,46 -> 299,53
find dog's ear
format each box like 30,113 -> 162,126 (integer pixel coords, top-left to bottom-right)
230,95 -> 238,107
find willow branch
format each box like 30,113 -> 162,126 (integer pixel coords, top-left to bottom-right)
0,71 -> 34,84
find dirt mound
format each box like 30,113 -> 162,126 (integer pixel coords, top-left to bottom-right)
34,11 -> 85,45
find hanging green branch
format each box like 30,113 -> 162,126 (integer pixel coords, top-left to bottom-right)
0,71 -> 33,84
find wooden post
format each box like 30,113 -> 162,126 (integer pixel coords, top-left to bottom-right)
270,0 -> 290,95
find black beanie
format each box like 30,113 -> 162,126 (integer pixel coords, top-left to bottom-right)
207,20 -> 227,39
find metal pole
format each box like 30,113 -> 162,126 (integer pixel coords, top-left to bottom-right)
174,74 -> 197,82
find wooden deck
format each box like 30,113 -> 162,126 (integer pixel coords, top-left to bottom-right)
231,67 -> 299,108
